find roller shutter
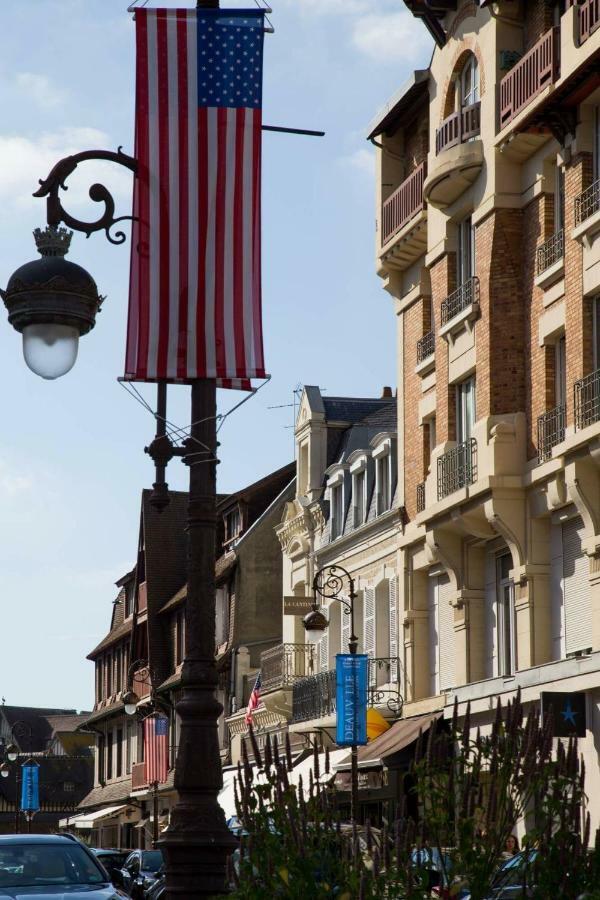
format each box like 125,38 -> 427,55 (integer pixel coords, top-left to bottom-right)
562,517 -> 592,655
437,575 -> 455,691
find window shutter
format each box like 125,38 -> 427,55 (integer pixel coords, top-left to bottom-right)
319,629 -> 329,672
428,577 -> 438,695
389,577 -> 398,683
437,575 -> 455,691
364,587 -> 376,687
562,517 -> 592,655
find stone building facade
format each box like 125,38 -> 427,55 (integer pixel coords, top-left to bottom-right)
369,0 -> 600,834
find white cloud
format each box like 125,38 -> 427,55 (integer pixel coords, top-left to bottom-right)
15,73 -> 67,109
0,459 -> 33,496
352,10 -> 433,64
339,147 -> 375,179
0,127 -> 133,211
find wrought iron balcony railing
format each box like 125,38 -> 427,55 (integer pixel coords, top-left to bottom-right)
260,642 -> 315,693
290,658 -> 402,724
575,179 -> 600,227
574,369 -> 600,431
440,276 -> 479,327
580,0 -> 600,44
437,439 -> 477,501
499,27 -> 560,129
536,229 -> 564,275
416,481 -> 426,514
537,404 -> 566,463
381,162 -> 426,245
416,330 -> 435,365
435,101 -> 481,155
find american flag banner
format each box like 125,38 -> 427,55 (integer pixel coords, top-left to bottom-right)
125,7 -> 267,389
144,715 -> 170,784
245,672 -> 261,725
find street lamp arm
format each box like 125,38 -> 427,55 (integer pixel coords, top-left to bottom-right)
33,148 -> 138,246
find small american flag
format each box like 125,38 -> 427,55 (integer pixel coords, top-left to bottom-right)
144,716 -> 169,785
245,672 -> 261,725
126,7 -> 267,389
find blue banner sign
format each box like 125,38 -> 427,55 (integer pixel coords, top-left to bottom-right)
21,763 -> 40,812
336,654 -> 368,747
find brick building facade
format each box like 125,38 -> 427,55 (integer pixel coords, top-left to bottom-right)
364,0 -> 600,834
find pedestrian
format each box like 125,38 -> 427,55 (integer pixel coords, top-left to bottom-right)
500,834 -> 519,860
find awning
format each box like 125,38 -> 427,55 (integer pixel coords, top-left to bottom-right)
289,749 -> 349,800
58,812 -> 89,829
70,804 -> 128,830
218,768 -> 243,820
356,712 -> 442,764
134,818 -> 149,830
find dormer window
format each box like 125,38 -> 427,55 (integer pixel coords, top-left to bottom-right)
331,483 -> 344,540
372,435 -> 394,515
224,506 -> 241,544
353,470 -> 366,527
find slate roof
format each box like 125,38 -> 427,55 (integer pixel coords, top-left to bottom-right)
0,755 -> 93,810
322,397 -> 395,425
1,707 -> 82,753
78,777 -> 132,811
87,619 -> 133,660
45,714 -> 91,736
361,402 -> 397,430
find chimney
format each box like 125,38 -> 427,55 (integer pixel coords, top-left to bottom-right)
381,386 -> 393,399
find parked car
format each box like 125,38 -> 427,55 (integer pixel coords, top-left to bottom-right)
484,850 -> 538,899
118,850 -> 164,899
144,871 -> 165,900
0,833 -> 124,897
90,849 -> 131,886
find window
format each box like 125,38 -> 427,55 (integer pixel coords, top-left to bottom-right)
63,781 -> 75,793
376,455 -> 391,514
497,554 -> 515,677
555,165 -> 565,232
457,216 -> 475,285
96,662 -> 103,702
595,107 -> 600,182
126,720 -> 132,775
353,469 -> 366,527
460,54 -> 479,110
106,654 -> 112,698
116,728 -> 123,778
176,607 -> 185,664
555,337 -> 566,408
331,483 -> 344,539
106,731 -> 113,781
97,735 -> 105,785
224,507 -> 241,543
115,648 -> 122,694
593,297 -> 600,371
425,416 -> 437,468
456,376 -> 476,443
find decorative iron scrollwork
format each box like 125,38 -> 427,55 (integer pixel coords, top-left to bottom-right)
34,148 -> 138,246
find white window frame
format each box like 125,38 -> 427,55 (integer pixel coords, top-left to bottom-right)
459,54 -> 479,110
456,376 -> 476,444
353,468 -> 366,527
328,471 -> 345,540
496,553 -> 516,677
457,216 -> 475,285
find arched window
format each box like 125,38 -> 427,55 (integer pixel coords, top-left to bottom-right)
459,54 -> 479,111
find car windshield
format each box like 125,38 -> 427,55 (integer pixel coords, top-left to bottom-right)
141,851 -> 163,872
0,844 -> 106,888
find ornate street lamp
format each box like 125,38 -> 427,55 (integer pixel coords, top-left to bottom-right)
303,564 -> 360,822
0,722 -> 34,834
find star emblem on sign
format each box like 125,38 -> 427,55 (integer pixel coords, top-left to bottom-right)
561,700 -> 578,727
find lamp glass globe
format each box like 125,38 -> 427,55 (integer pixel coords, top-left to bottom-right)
22,324 -> 79,380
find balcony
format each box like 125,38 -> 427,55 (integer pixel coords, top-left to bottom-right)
416,330 -> 435,366
575,179 -> 600,228
535,229 -> 564,288
424,103 -> 482,208
575,369 -> 600,431
291,658 -> 401,724
579,0 -> 600,44
499,28 -> 560,131
437,439 -> 477,501
440,276 -> 480,335
435,102 -> 481,155
260,643 -> 315,693
537,404 -> 566,463
416,481 -> 426,514
131,762 -> 147,791
379,162 -> 427,271
292,670 -> 336,724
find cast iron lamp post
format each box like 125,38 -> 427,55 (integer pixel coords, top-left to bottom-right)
303,564 -> 360,824
1,4 -> 236,893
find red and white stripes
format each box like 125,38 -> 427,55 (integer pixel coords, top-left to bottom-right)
126,9 -> 265,390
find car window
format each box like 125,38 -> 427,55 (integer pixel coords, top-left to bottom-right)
142,851 -> 163,872
0,844 -> 107,887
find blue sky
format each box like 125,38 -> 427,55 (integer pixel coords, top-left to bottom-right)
0,0 -> 431,710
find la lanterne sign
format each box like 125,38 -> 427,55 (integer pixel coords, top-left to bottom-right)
336,654 -> 368,747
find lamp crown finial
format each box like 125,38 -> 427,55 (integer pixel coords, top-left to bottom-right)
33,225 -> 73,258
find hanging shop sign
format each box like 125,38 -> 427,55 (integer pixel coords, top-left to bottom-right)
283,597 -> 315,616
21,762 -> 40,812
540,691 -> 587,738
336,654 -> 368,747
